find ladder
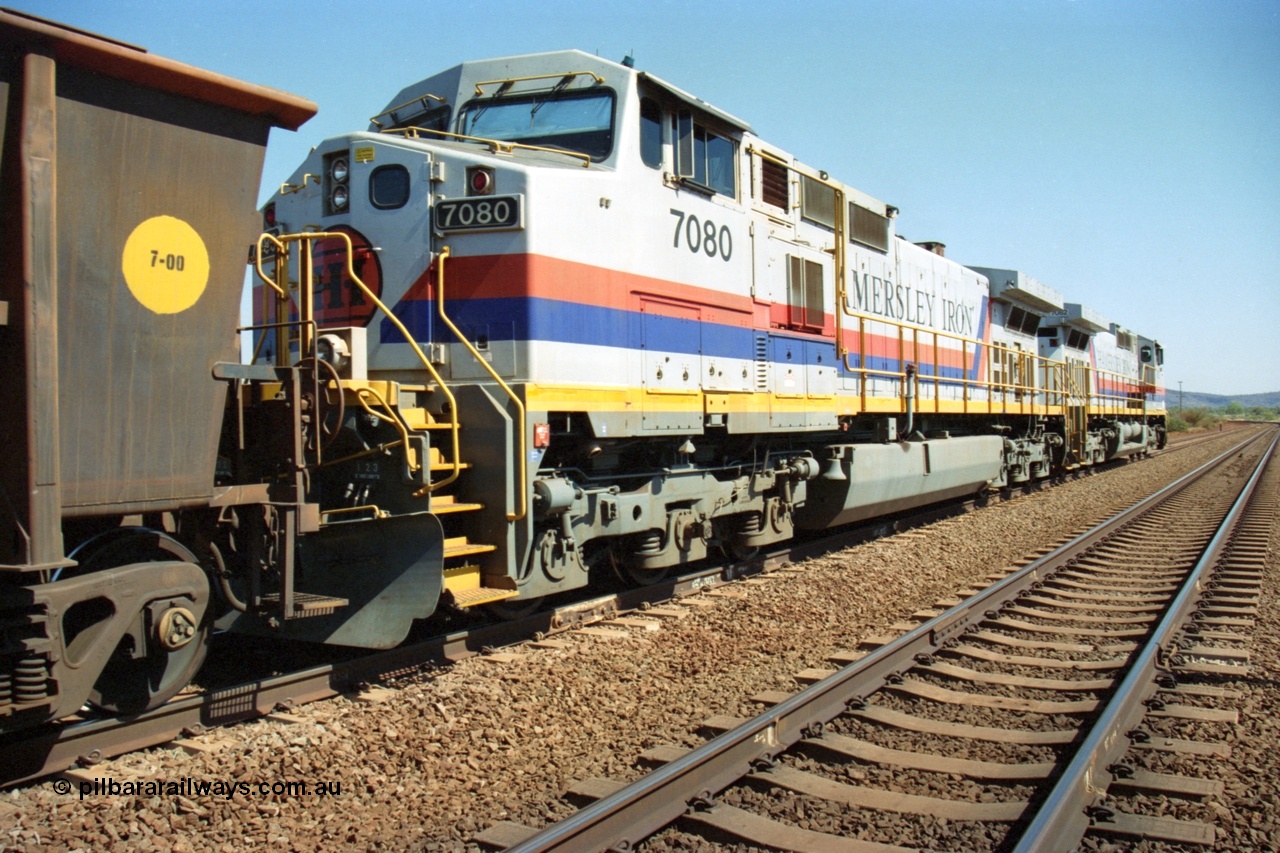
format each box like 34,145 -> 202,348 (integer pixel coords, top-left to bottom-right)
251,232 -> 516,613
1060,362 -> 1089,468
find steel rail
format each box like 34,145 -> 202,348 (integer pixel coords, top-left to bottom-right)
0,562 -> 737,787
0,462 -> 1049,787
3,428 -> 1259,789
1012,426 -> 1280,851
503,428 -> 1273,852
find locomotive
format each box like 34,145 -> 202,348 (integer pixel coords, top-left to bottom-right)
250,47 -> 1165,627
1,14 -> 1165,736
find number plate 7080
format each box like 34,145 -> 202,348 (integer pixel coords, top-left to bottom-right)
434,195 -> 523,232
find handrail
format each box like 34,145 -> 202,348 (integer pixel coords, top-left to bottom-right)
353,385 -> 418,474
837,306 -> 1152,420
435,247 -> 528,522
252,236 -> 289,298
380,125 -> 592,167
251,231 -> 463,494
368,91 -> 447,128
472,70 -> 604,96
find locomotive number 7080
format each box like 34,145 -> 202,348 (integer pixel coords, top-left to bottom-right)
435,195 -> 523,232
670,208 -> 732,261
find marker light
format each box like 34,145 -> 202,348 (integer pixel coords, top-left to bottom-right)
468,167 -> 494,195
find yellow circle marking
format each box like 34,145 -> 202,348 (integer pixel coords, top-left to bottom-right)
121,215 -> 210,314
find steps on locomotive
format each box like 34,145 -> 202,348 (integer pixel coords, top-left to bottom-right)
439,527 -> 513,607
431,493 -> 485,514
444,562 -> 518,608
399,406 -> 455,432
412,414 -> 516,608
425,445 -> 473,474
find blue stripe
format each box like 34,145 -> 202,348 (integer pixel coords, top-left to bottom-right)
384,296 -> 762,362
381,296 -> 980,380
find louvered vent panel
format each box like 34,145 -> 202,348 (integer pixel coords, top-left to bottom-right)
761,158 -> 788,209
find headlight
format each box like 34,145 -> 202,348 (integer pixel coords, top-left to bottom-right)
331,185 -> 349,210
330,157 -> 349,184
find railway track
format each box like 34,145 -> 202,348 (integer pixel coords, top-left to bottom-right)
478,426 -> 1277,852
0,428 -> 1256,790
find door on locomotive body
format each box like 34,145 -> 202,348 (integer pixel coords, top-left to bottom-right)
1103,326 -> 1142,412
637,93 -> 754,432
1063,330 -> 1094,406
994,306 -> 1023,406
748,167 -> 842,429
1038,320 -> 1094,405
747,178 -> 839,427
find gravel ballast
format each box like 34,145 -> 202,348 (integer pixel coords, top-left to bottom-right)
2,426 -> 1274,852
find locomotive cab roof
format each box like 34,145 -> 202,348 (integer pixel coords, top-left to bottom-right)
370,49 -> 752,154
1063,302 -> 1109,333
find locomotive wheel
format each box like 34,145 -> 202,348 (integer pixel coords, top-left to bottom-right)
612,559 -> 672,588
70,529 -> 211,716
720,540 -> 760,562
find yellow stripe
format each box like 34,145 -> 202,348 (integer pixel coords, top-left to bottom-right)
524,384 -> 1167,420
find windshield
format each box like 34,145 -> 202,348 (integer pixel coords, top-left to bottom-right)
460,90 -> 615,160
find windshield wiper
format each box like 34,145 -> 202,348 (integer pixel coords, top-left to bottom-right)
530,75 -> 574,120
467,80 -> 514,130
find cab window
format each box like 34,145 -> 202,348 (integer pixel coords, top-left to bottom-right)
640,98 -> 662,168
370,165 -> 411,209
674,110 -> 736,197
460,90 -> 615,160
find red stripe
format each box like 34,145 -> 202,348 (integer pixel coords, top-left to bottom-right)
401,253 -> 758,321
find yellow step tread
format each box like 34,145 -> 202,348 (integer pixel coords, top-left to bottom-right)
433,494 -> 483,509
449,587 -> 520,607
433,501 -> 484,514
426,446 -> 470,471
444,538 -> 497,558
400,407 -> 457,431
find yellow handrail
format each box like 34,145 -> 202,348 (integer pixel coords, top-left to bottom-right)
353,385 -> 417,473
473,70 -> 604,96
435,247 -> 528,522
368,91 -> 447,128
252,231 -> 464,494
838,309 -> 1100,419
381,125 -> 592,167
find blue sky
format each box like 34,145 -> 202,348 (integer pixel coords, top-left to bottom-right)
19,0 -> 1280,396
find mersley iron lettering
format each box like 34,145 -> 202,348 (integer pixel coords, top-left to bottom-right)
846,272 -> 976,337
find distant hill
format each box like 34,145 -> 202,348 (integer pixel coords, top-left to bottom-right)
1175,390 -> 1280,410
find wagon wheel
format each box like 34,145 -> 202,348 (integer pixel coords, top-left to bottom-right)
294,356 -> 346,454
70,529 -> 212,716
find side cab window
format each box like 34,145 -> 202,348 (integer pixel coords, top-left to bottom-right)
673,109 -> 737,198
640,97 -> 663,169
